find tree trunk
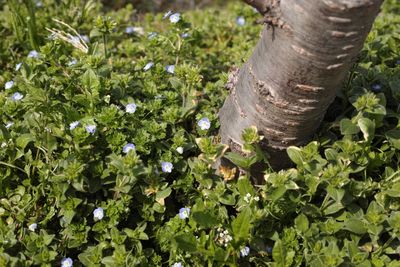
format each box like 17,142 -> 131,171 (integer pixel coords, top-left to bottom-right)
219,0 -> 383,171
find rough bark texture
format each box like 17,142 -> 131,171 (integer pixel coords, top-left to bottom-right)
219,0 -> 383,171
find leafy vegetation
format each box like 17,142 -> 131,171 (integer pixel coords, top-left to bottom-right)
1,0 -> 400,266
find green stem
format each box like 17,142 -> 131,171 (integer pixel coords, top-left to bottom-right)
0,161 -> 27,174
103,34 -> 108,58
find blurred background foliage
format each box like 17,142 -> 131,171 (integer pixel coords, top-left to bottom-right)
102,0 -> 227,12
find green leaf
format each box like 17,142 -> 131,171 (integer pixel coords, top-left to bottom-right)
344,218 -> 367,234
340,118 -> 360,135
174,234 -> 197,252
224,152 -> 252,169
169,77 -> 183,89
272,240 -> 287,266
286,146 -> 303,166
81,69 -> 100,91
232,207 -> 252,242
16,134 -> 35,149
192,211 -> 218,228
241,126 -> 260,144
386,129 -> 400,149
295,214 -> 309,233
358,118 -> 375,142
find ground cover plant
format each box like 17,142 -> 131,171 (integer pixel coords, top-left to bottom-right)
1,0 -> 400,266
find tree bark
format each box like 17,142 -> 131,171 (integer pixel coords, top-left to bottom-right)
219,0 -> 383,171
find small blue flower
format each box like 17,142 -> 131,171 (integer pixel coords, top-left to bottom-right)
197,117 -> 211,130
143,62 -> 154,71
371,84 -> 382,92
166,65 -> 175,74
396,59 -> 400,65
266,246 -> 273,254
181,32 -> 190,38
85,124 -> 96,134
70,36 -> 80,46
5,122 -> 14,129
148,32 -> 158,39
163,10 -> 173,20
161,161 -> 173,173
28,50 -> 39,58
61,257 -> 73,267
240,246 -> 250,257
12,92 -> 24,101
125,26 -> 135,34
5,80 -> 14,90
236,16 -> 245,26
35,0 -> 43,7
169,13 -> 181,24
178,207 -> 190,219
93,207 -> 104,220
15,62 -> 22,71
123,143 -> 136,154
80,35 -> 90,43
68,59 -> 77,66
172,263 -> 182,267
28,223 -> 37,232
69,121 -> 80,130
126,103 -> 137,114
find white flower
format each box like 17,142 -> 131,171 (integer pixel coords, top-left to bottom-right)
169,13 -> 181,24
166,65 -> 175,74
176,147 -> 184,154
28,50 -> 39,58
28,223 -> 38,232
15,63 -> 22,71
69,121 -> 80,130
181,32 -> 190,38
236,16 -> 245,26
240,246 -> 250,257
172,262 -> 182,267
12,92 -> 24,101
197,117 -> 211,130
123,143 -> 136,154
126,103 -> 137,114
61,257 -> 73,267
125,26 -> 144,35
244,193 -> 251,203
1,142 -> 6,148
161,162 -> 173,173
93,207 -> 104,220
215,227 -> 233,247
5,122 -> 14,129
179,207 -> 190,219
163,10 -> 173,20
143,62 -> 154,71
5,81 -> 14,90
35,0 -> 43,7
